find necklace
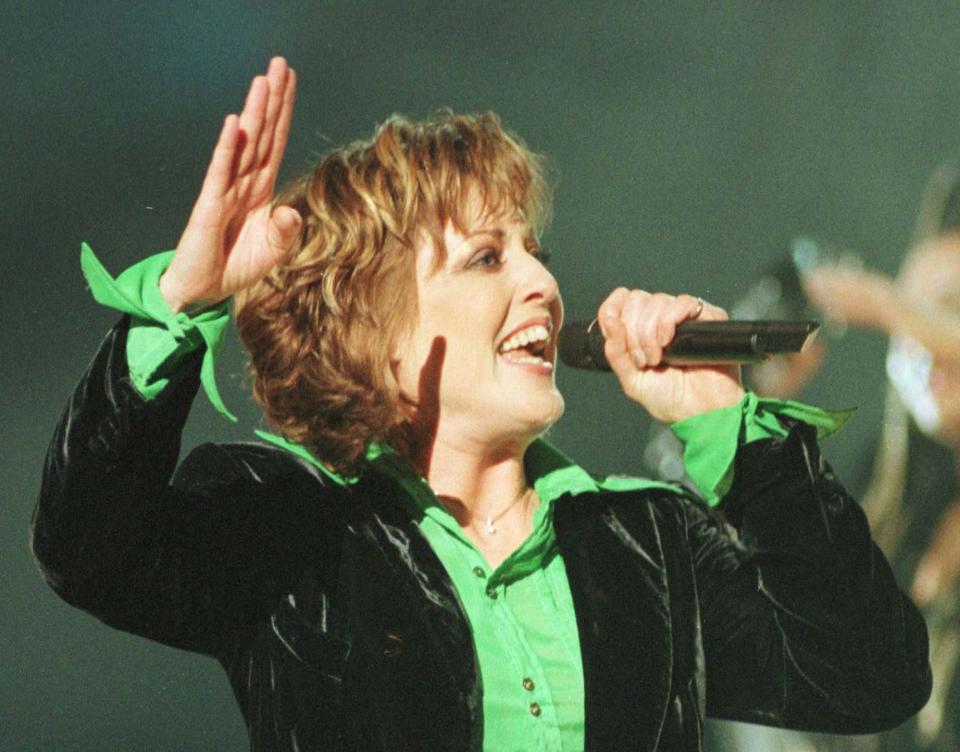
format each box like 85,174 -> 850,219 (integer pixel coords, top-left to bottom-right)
482,489 -> 534,535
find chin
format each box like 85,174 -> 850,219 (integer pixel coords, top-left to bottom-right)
490,393 -> 564,445
469,383 -> 565,445
527,390 -> 565,434
548,390 -> 566,422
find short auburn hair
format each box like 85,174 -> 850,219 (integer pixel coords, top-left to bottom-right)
235,111 -> 552,472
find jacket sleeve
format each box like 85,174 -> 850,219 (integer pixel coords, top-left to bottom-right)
31,317 -> 342,656
691,421 -> 932,733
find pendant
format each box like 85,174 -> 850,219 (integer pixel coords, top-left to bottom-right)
485,516 -> 496,534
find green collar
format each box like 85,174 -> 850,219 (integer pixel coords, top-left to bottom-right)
254,430 -> 679,586
253,429 -> 678,503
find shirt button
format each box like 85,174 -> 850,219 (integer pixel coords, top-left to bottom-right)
529,702 -> 542,717
522,677 -> 535,691
472,566 -> 485,578
485,585 -> 498,599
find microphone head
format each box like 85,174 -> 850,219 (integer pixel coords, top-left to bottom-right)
557,320 -> 611,371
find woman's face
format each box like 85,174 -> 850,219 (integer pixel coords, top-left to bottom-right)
394,194 -> 564,458
901,234 -> 960,439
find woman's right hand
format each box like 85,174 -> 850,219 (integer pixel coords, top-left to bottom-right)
159,57 -> 300,313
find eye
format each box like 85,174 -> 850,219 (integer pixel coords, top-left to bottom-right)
469,247 -> 504,269
530,246 -> 552,266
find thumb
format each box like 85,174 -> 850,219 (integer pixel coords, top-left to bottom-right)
266,206 -> 303,263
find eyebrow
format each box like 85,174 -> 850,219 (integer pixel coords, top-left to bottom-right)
467,227 -> 506,241
449,223 -> 536,263
468,222 -> 538,243
448,228 -> 505,260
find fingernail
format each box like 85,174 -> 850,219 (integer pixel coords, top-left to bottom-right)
631,348 -> 646,368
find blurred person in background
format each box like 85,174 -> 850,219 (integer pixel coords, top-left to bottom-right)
705,160 -> 960,752
802,160 -> 960,752
686,159 -> 960,751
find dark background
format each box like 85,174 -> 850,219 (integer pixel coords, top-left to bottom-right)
5,2 -> 960,749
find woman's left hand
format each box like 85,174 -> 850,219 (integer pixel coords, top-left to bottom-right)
598,288 -> 745,423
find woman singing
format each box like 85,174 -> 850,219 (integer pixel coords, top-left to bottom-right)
32,57 -> 930,751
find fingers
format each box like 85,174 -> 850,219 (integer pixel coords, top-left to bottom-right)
597,288 -> 634,376
254,57 -> 291,170
198,57 -> 293,200
802,267 -> 853,314
235,75 -> 270,177
264,65 -> 297,184
191,58 -> 291,210
600,289 -> 723,370
246,59 -> 297,201
803,267 -> 897,327
197,113 -> 241,203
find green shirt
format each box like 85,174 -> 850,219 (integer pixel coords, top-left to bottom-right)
80,245 -> 851,752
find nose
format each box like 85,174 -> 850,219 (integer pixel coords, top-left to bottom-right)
514,248 -> 559,306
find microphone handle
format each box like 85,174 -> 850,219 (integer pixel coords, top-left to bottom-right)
665,320 -> 820,365
566,319 -> 820,370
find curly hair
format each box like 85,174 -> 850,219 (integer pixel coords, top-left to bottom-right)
235,111 -> 552,472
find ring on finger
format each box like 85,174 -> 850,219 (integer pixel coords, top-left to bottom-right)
693,296 -> 705,318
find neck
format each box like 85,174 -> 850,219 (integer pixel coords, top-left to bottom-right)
402,415 -> 546,566
411,434 -> 533,525
419,437 -> 540,569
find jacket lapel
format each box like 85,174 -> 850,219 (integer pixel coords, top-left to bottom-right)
350,472 -> 482,748
555,491 -> 674,752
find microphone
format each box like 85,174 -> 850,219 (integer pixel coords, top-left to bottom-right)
557,319 -> 820,370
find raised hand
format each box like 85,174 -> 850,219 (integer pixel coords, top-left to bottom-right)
804,256 -> 960,365
598,288 -> 745,423
159,57 -> 300,313
802,266 -> 898,331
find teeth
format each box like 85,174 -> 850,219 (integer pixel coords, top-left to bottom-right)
513,355 -> 552,368
498,324 -> 551,354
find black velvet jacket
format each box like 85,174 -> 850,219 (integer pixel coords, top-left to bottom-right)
32,320 -> 932,751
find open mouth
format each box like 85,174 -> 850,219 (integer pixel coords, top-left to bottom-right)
497,321 -> 554,369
